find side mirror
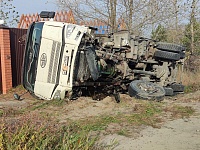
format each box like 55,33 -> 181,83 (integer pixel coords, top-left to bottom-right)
13,93 -> 20,100
13,91 -> 28,100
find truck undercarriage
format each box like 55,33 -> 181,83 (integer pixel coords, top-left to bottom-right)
67,31 -> 185,101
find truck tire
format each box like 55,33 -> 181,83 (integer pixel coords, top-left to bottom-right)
156,42 -> 185,52
128,80 -> 165,101
154,50 -> 180,61
169,84 -> 184,92
180,51 -> 186,59
164,87 -> 174,96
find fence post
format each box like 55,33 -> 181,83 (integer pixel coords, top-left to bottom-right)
0,26 -> 13,94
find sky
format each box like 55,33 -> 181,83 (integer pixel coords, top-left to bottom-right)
12,0 -> 58,16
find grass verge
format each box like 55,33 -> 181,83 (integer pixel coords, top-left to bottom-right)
0,99 -> 196,149
0,113 -> 96,150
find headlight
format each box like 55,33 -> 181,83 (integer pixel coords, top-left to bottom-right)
66,25 -> 75,38
53,90 -> 61,100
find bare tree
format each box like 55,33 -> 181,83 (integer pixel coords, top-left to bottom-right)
118,0 -> 133,32
164,0 -> 185,43
56,0 -> 175,35
110,0 -> 117,32
55,0 -> 200,40
190,0 -> 198,54
56,0 -> 117,32
0,0 -> 19,26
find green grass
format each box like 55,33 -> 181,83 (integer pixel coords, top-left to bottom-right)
28,99 -> 67,111
117,129 -> 129,136
170,105 -> 195,118
75,102 -> 163,132
0,110 -> 3,117
0,115 -> 96,150
81,116 -> 120,131
31,100 -> 67,110
0,108 -> 25,117
184,84 -> 200,93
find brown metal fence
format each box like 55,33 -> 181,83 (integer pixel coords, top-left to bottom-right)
0,55 -> 2,93
9,28 -> 27,87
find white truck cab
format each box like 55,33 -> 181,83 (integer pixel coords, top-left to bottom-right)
23,17 -> 94,100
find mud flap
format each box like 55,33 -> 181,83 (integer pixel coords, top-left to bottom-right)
85,45 -> 100,81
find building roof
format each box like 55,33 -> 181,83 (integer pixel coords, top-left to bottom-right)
18,10 -> 76,29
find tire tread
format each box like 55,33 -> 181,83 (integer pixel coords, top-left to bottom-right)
157,42 -> 186,52
154,50 -> 180,61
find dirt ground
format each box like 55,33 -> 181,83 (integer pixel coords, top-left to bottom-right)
99,100 -> 200,150
0,90 -> 200,150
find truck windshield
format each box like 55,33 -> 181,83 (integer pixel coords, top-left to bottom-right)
23,22 -> 44,92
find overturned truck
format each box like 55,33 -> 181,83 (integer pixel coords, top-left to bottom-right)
22,11 -> 185,102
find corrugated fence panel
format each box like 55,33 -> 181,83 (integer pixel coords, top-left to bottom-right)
9,28 -> 27,87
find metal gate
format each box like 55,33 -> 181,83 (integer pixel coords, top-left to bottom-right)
9,28 -> 27,87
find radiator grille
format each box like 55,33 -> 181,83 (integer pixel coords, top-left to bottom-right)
47,41 -> 56,83
47,41 -> 61,84
52,42 -> 61,83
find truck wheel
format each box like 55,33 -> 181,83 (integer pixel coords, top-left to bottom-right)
128,80 -> 165,101
169,84 -> 185,92
154,50 -> 180,61
164,87 -> 174,96
180,51 -> 186,59
156,42 -> 185,52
